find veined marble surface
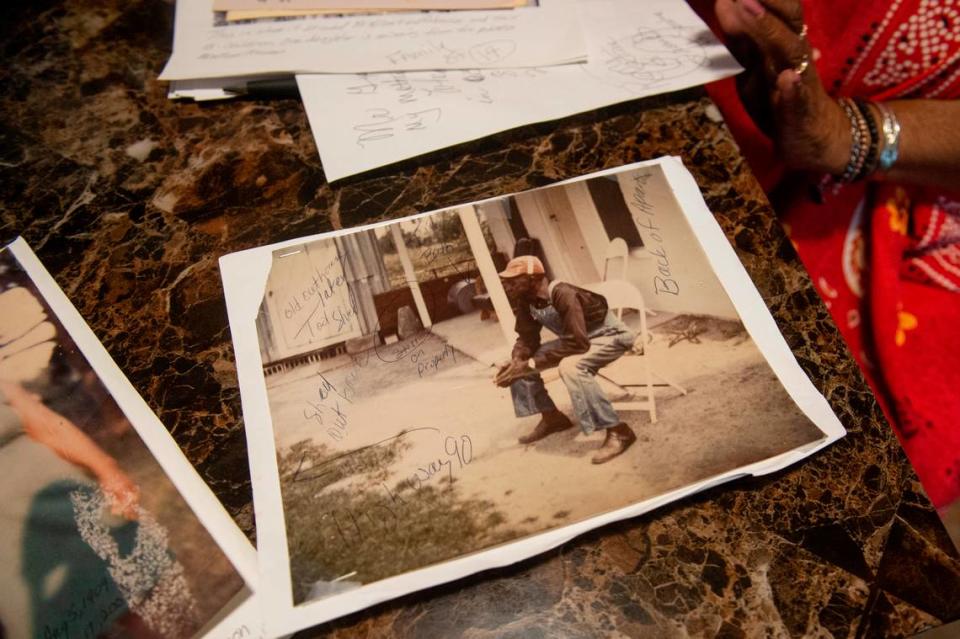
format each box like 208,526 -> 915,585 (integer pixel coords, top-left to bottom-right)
1,1 -> 958,637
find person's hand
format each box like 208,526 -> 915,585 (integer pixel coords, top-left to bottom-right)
493,360 -> 513,386
713,0 -> 851,174
98,465 -> 140,520
494,358 -> 533,388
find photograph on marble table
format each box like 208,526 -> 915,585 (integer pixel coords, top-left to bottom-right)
221,156 -> 846,635
0,239 -> 259,639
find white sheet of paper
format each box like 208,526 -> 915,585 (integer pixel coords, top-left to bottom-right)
4,239 -> 265,638
296,0 -> 741,181
158,0 -> 585,80
220,157 -> 845,636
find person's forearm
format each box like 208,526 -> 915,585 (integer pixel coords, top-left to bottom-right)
3,383 -> 118,480
822,99 -> 960,188
511,340 -> 534,361
868,99 -> 960,189
511,318 -> 540,361
31,414 -> 119,480
532,336 -> 591,369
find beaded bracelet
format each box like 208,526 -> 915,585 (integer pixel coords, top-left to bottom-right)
852,98 -> 880,179
852,102 -> 872,180
837,98 -> 867,183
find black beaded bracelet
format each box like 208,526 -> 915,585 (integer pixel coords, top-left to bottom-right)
852,98 -> 880,180
837,98 -> 867,183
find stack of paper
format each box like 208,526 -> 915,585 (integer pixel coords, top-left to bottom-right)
298,0 -> 743,180
160,0 -> 741,181
160,0 -> 586,82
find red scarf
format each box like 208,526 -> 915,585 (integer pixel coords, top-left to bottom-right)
692,0 -> 960,506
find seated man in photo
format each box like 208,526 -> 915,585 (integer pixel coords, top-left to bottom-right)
494,255 -> 638,464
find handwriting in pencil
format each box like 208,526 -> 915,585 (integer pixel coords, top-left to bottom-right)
629,171 -> 679,296
353,107 -> 443,147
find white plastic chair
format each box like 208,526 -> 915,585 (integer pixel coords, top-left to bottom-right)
586,279 -> 659,423
602,238 -> 629,319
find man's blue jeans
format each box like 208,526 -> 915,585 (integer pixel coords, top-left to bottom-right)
510,316 -> 636,434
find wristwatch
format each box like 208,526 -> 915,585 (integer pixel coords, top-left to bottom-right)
528,357 -> 537,370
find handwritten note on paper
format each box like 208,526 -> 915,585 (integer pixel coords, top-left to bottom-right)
262,242 -> 362,360
158,0 -> 585,80
296,0 -> 742,181
628,170 -> 680,297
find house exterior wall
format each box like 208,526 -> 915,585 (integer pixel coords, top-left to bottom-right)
513,188 -> 600,285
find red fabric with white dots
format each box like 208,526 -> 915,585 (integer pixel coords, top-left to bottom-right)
690,0 -> 960,507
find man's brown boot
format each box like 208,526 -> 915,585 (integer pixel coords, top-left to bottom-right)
518,411 -> 574,444
591,423 -> 637,464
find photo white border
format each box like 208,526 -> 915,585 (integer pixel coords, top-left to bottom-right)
4,238 -> 265,638
220,156 -> 846,636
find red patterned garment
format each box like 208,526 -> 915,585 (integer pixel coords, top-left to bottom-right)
691,0 -> 960,507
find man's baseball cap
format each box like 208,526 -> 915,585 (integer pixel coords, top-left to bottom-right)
498,255 -> 545,278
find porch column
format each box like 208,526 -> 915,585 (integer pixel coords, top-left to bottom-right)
457,206 -> 516,346
390,223 -> 432,329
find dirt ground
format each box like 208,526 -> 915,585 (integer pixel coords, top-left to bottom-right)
265,315 -> 826,597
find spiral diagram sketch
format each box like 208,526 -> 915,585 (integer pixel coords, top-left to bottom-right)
582,12 -> 716,94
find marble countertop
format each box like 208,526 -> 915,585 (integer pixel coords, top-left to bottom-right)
2,1 -> 958,636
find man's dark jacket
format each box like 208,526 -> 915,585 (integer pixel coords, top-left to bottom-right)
511,282 -> 608,369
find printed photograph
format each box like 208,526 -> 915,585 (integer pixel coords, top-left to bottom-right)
0,248 -> 245,638
254,163 -> 828,604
